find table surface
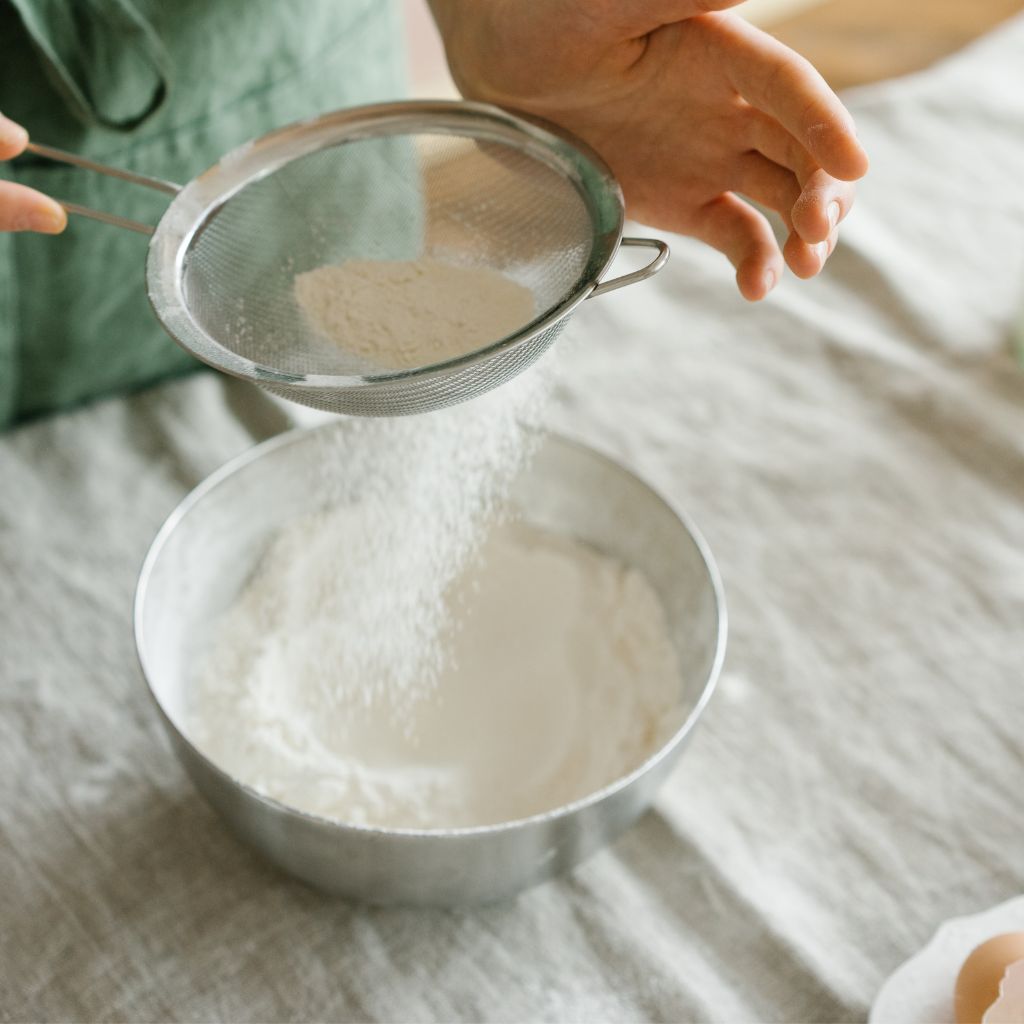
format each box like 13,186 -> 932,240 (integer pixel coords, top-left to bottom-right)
2,18 -> 1023,1023
767,0 -> 1024,90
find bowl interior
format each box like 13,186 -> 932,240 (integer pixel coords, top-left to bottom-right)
137,426 -> 724,798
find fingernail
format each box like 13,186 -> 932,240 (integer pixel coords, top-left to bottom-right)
817,241 -> 829,264
763,269 -> 776,295
827,201 -> 841,229
0,112 -> 29,149
29,203 -> 66,233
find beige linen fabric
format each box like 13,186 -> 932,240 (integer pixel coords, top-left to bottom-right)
2,17 -> 1023,1022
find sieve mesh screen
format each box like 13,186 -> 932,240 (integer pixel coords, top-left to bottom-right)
181,132 -> 594,380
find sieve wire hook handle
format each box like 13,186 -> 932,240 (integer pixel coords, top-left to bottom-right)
589,237 -> 670,299
23,142 -> 182,237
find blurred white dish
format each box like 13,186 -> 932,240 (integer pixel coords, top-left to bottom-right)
871,896 -> 1024,1024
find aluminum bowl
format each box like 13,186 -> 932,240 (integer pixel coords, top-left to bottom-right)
134,425 -> 726,906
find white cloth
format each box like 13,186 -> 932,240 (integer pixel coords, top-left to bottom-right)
2,18 -> 1024,1023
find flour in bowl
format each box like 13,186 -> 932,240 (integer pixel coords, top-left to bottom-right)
189,519 -> 683,829
293,258 -> 536,369
189,256 -> 679,828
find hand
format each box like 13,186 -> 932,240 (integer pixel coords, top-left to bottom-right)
431,0 -> 869,300
0,113 -> 67,234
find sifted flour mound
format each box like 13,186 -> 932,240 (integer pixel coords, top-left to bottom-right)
293,258 -> 536,369
190,520 -> 683,829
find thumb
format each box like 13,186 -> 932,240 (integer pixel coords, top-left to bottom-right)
0,181 -> 67,233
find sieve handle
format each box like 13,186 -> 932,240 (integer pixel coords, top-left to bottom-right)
22,141 -> 182,237
589,237 -> 670,299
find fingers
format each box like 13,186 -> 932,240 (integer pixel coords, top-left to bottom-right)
744,109 -> 817,183
719,18 -> 868,181
0,112 -> 67,234
784,223 -> 837,279
692,192 -> 783,301
731,151 -> 800,225
790,166 -> 853,244
744,112 -> 855,244
0,180 -> 67,233
732,143 -> 852,264
0,111 -> 28,160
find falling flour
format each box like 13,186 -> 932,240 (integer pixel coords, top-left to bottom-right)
200,368 -> 551,706
187,255 -> 679,829
190,519 -> 683,829
293,258 -> 537,369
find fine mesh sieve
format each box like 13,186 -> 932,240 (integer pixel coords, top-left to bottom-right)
24,101 -> 669,416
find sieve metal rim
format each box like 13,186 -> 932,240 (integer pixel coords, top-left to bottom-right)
144,100 -> 629,391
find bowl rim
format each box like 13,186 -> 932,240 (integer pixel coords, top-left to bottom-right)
134,423 -> 727,839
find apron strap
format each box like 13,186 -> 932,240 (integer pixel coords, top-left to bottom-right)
8,0 -> 172,132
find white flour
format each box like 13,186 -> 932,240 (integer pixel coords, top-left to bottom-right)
201,368 -> 551,707
294,258 -> 537,369
190,520 -> 683,829
189,255 -> 679,828
276,257 -> 549,699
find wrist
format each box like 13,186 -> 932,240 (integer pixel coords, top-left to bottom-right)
427,0 -> 506,102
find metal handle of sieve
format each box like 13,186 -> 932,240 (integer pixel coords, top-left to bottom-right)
589,237 -> 670,299
22,142 -> 182,236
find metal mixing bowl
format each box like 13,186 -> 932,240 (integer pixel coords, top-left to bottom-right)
134,425 -> 726,905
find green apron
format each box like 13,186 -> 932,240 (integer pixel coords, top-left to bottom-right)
0,0 -> 406,427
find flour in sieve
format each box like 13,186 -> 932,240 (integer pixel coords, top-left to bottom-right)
293,258 -> 536,370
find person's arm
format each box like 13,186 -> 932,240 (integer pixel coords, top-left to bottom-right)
430,0 -> 869,300
0,113 -> 66,234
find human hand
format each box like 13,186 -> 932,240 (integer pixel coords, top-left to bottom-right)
0,113 -> 66,234
431,0 -> 868,300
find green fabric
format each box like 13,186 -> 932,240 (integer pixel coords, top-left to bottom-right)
0,0 -> 406,427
